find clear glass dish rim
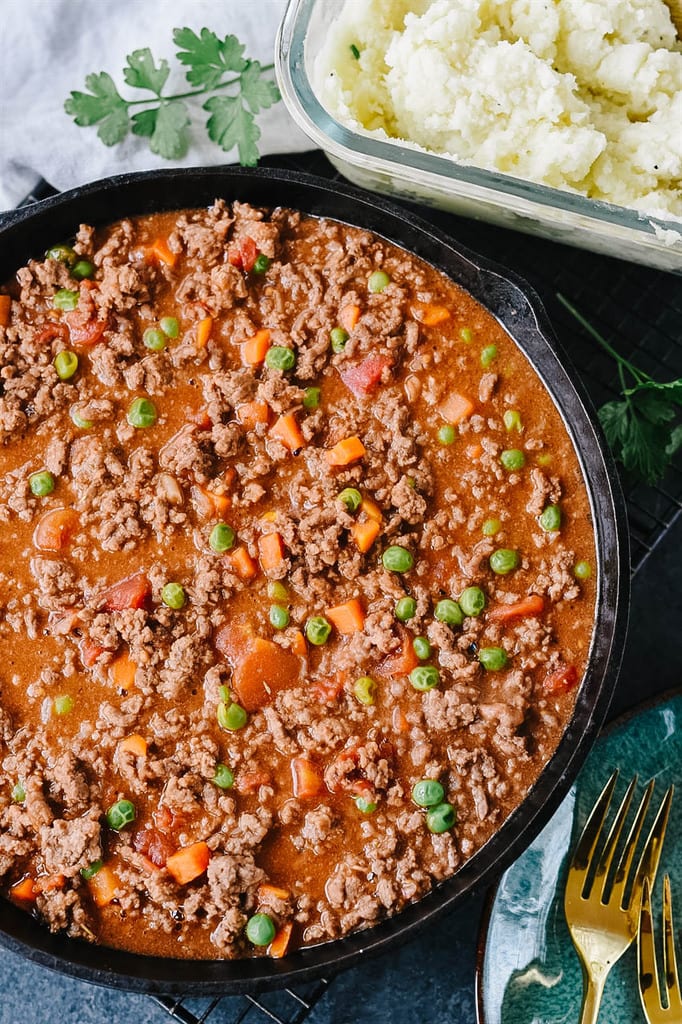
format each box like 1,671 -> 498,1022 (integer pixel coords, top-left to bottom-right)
277,0 -> 682,250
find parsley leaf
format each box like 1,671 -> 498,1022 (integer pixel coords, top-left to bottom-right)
204,95 -> 260,166
625,378 -> 682,407
174,28 -> 247,89
150,101 -> 191,159
64,72 -> 130,145
124,49 -> 170,95
240,62 -> 281,113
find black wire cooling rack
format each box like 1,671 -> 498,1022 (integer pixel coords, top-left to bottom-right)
8,150 -> 682,1024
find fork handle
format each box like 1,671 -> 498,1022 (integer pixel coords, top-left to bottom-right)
578,966 -> 607,1024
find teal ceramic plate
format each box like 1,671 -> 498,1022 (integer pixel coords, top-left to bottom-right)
477,692 -> 682,1024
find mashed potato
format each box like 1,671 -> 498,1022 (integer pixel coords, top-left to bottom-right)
317,0 -> 682,220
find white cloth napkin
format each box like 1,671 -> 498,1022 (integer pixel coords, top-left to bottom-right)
0,0 -> 312,211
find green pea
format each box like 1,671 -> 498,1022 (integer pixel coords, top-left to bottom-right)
382,545 -> 414,573
338,487 -> 362,513
438,424 -> 455,446
29,471 -> 55,497
305,616 -> 332,646
106,799 -> 136,831
395,596 -> 416,622
459,327 -> 473,343
53,288 -> 79,311
267,580 -> 288,601
355,795 -> 377,814
434,599 -> 463,627
353,675 -> 376,706
246,912 -> 276,946
252,254 -> 271,274
265,346 -> 296,372
459,586 -> 486,617
143,327 -> 166,352
72,260 -> 95,280
478,647 -> 509,671
269,604 -> 290,629
218,685 -> 231,704
11,782 -> 25,804
80,860 -> 103,880
127,397 -> 157,428
413,636 -> 431,660
490,549 -> 519,575
426,802 -> 456,833
161,582 -> 186,609
537,452 -> 552,467
212,764 -> 234,790
160,316 -> 179,338
71,407 -> 94,429
350,43 -> 361,59
500,449 -> 526,471
217,701 -> 247,731
412,779 -> 445,807
480,345 -> 498,368
46,244 -> 76,266
368,270 -> 390,293
539,505 -> 562,532
54,695 -> 74,715
54,350 -> 78,381
482,518 -> 501,537
574,560 -> 592,580
330,327 -> 349,353
409,666 -> 440,691
209,522 -> 236,553
503,410 -> 523,432
303,387 -> 321,410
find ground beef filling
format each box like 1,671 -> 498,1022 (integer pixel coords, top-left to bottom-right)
0,201 -> 595,959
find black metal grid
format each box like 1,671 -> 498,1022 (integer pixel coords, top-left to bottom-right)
8,151 -> 681,1024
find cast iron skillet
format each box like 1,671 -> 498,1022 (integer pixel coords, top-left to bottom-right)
0,167 -> 630,994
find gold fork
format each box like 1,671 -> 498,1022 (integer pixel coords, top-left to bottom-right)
638,875 -> 682,1023
564,771 -> 674,1024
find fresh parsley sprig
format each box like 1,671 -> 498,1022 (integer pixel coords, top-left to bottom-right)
64,28 -> 281,165
558,293 -> 682,485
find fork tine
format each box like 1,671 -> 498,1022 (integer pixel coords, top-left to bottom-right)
662,874 -> 682,1014
638,877 -> 661,1019
594,774 -> 639,901
608,777 -> 653,906
627,785 -> 675,914
564,769 -> 619,902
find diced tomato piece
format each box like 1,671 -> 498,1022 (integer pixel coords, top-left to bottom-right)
236,771 -> 272,794
36,321 -> 67,344
63,309 -> 107,347
291,757 -> 324,799
228,236 -> 258,272
80,637 -> 106,668
340,356 -> 392,397
312,675 -> 346,703
214,618 -> 255,664
99,573 -> 151,612
133,827 -> 175,868
543,664 -> 579,695
190,408 -> 213,430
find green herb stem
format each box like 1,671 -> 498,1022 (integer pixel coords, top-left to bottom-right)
124,63 -> 275,107
557,293 -> 649,385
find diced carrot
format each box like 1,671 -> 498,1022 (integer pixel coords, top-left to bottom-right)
325,435 -> 366,467
119,734 -> 147,757
261,510 -> 277,523
384,634 -> 419,677
191,484 -> 231,518
10,876 -> 36,902
232,637 -> 302,711
467,442 -> 484,460
110,651 -> 137,691
339,304 -> 360,332
196,316 -> 213,349
412,303 -> 450,326
439,392 -> 475,425
489,594 -> 545,622
258,532 -> 286,571
34,873 -> 66,894
326,598 -> 366,634
351,519 -> 381,553
258,883 -> 290,903
99,573 -> 151,611
270,413 -> 304,453
166,842 -> 210,886
291,756 -> 324,799
88,864 -> 121,907
236,770 -> 272,793
226,545 -> 259,580
241,328 -> 271,366
0,294 -> 11,327
80,637 -> 106,668
360,496 -> 383,523
290,629 -> 307,658
392,707 -> 409,733
543,664 -> 579,695
33,508 -> 79,551
146,237 -> 177,268
269,921 -> 293,959
237,400 -> 270,430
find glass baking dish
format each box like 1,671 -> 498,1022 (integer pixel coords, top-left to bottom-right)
276,0 -> 682,275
